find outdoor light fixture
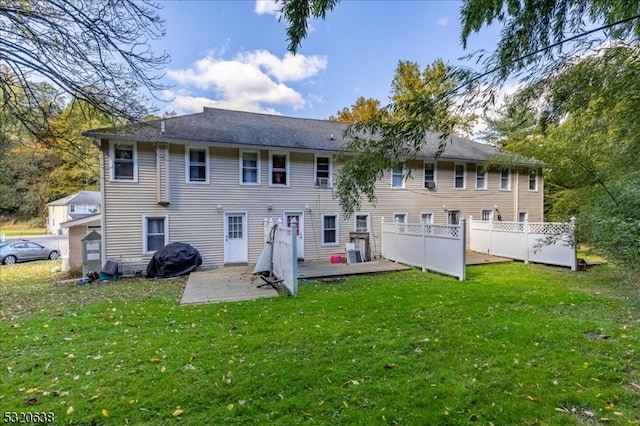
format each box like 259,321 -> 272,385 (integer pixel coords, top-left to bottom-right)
267,203 -> 273,211
216,204 -> 223,213
442,204 -> 447,210
304,205 -> 311,211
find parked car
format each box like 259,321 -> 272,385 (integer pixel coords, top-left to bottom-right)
0,241 -> 60,265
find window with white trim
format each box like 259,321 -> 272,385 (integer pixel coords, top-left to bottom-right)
143,215 -> 168,253
454,163 -> 465,189
315,155 -> 331,186
500,168 -> 510,190
355,213 -> 370,232
481,209 -> 492,221
447,210 -> 460,225
110,142 -> 137,181
391,163 -> 405,188
421,212 -> 433,224
270,152 -> 289,186
528,169 -> 538,191
393,213 -> 407,223
476,166 -> 487,189
322,214 -> 338,245
185,147 -> 209,183
240,150 -> 260,185
424,162 -> 436,188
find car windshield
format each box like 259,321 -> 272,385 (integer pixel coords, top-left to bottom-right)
0,243 -> 8,249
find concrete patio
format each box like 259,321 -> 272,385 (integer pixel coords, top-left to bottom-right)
180,252 -> 511,305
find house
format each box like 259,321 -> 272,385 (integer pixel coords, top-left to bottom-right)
46,191 -> 101,235
83,108 -> 543,270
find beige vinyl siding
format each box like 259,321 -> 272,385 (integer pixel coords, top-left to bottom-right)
102,141 -> 545,267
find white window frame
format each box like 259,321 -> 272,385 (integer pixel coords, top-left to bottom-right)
423,162 -> 437,188
269,151 -> 290,187
109,141 -> 138,182
354,213 -> 370,232
528,169 -> 538,191
391,163 -> 405,189
314,154 -> 332,187
500,168 -> 511,191
321,213 -> 339,246
476,166 -> 487,190
393,213 -> 407,223
185,146 -> 210,184
454,163 -> 466,189
239,150 -> 261,185
143,214 -> 169,254
421,212 -> 434,224
447,210 -> 461,225
481,209 -> 493,221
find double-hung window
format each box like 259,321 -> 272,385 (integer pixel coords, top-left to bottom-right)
500,168 -> 510,190
110,142 -> 137,181
240,150 -> 260,184
391,163 -> 405,188
186,147 -> 209,183
528,169 -> 538,191
481,209 -> 492,221
143,215 -> 168,253
476,166 -> 487,189
270,152 -> 289,186
454,164 -> 465,189
424,162 -> 436,188
315,155 -> 331,186
322,214 -> 338,245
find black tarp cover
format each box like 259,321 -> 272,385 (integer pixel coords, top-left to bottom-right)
146,242 -> 202,278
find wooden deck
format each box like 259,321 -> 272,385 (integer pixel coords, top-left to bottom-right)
297,251 -> 512,280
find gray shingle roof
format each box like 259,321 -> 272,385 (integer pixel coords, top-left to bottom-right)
46,191 -> 101,206
84,107 -> 504,162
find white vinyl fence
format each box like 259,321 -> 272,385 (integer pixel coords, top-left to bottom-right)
469,217 -> 577,270
262,218 -> 299,295
381,217 -> 466,281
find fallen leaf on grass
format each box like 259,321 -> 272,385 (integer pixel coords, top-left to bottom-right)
172,409 -> 183,416
384,363 -> 395,370
102,409 -> 109,417
527,395 -> 539,402
66,406 -> 74,415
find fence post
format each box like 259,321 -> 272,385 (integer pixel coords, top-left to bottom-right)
459,217 -> 467,281
570,216 -> 577,271
291,218 -> 298,296
524,218 -> 530,264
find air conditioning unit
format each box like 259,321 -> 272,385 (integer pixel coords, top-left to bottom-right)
315,177 -> 330,187
425,181 -> 436,189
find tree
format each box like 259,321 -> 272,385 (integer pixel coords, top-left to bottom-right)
333,60 -> 476,216
483,45 -> 640,274
0,0 -> 168,134
328,97 -> 381,123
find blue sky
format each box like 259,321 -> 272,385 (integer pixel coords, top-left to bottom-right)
151,0 -> 505,122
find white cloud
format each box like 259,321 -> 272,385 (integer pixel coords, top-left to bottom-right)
437,17 -> 448,26
164,49 -> 327,114
237,50 -> 327,82
254,0 -> 281,16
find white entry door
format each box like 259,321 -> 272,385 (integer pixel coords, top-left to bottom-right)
224,213 -> 248,263
284,211 -> 304,259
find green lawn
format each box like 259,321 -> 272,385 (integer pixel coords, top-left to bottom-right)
0,222 -> 47,238
1,261 -> 638,425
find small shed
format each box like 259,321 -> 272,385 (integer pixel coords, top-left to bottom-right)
82,230 -> 102,276
60,214 -> 101,275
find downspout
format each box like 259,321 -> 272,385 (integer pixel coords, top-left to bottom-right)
99,138 -> 107,268
514,169 -> 519,221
